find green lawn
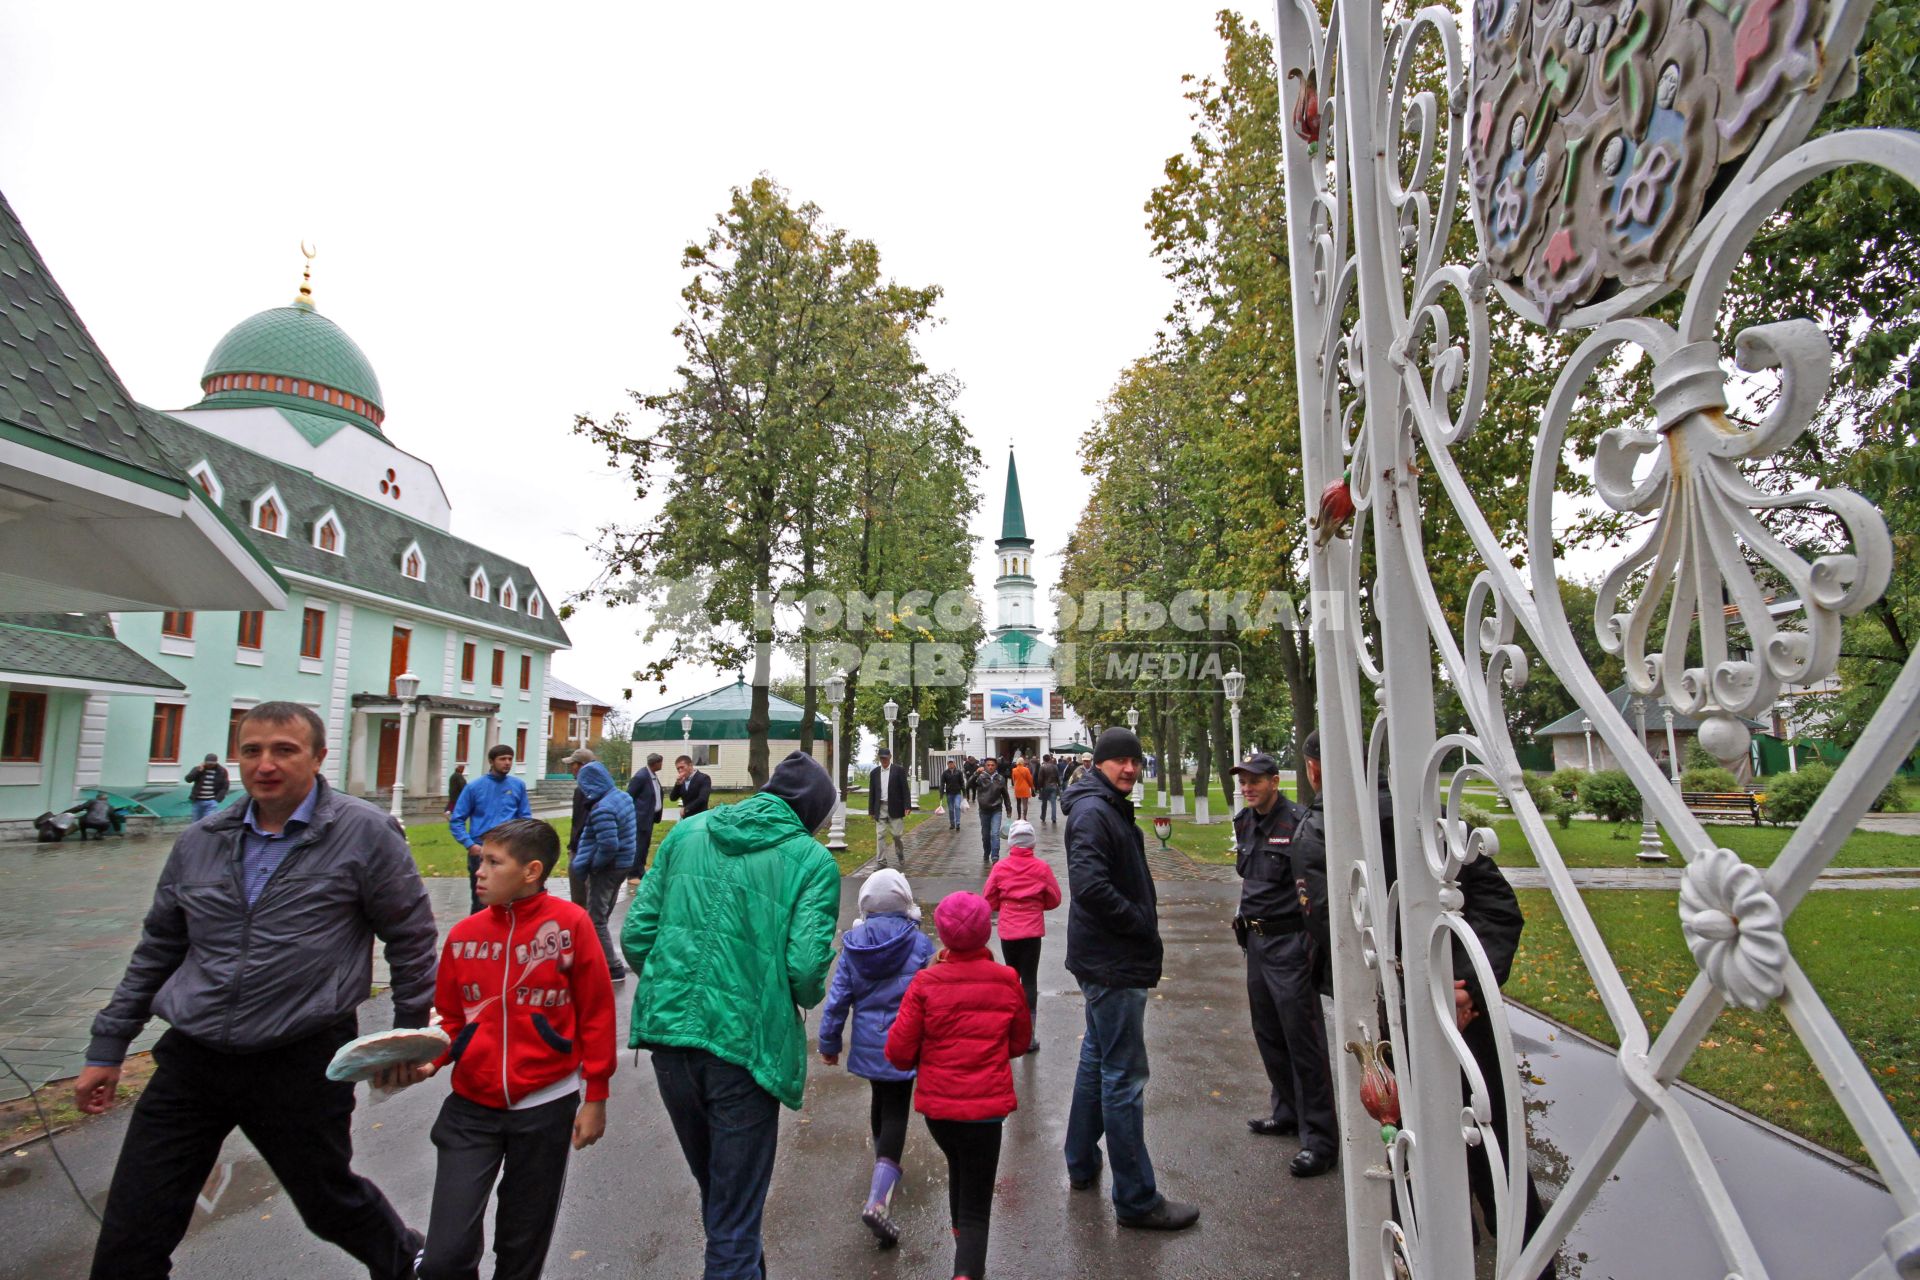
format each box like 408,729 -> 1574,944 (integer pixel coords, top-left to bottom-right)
1483,817 -> 1920,869
1507,887 -> 1920,1162
406,797 -> 936,878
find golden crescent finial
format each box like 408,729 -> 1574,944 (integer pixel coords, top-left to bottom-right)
296,241 -> 316,307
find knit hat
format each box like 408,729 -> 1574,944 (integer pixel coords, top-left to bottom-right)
1093,727 -> 1145,764
760,750 -> 837,833
1007,819 -> 1036,847
855,867 -> 920,925
934,891 -> 992,952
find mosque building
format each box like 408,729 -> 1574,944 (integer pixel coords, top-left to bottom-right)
945,450 -> 1090,766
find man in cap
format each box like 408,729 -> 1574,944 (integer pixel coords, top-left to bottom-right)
1059,727 -> 1199,1232
1229,748 -> 1338,1176
185,752 -> 229,823
564,746 -> 597,869
868,747 -> 911,869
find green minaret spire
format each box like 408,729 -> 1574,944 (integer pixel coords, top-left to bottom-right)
1000,449 -> 1028,543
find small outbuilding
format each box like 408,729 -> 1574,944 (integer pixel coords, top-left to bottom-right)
1537,686 -> 1766,782
630,678 -> 830,789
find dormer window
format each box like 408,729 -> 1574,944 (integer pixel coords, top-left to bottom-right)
401,541 -> 425,582
187,460 -> 222,505
527,591 -> 544,620
499,580 -> 517,611
313,510 -> 344,555
470,567 -> 490,601
250,485 -> 287,537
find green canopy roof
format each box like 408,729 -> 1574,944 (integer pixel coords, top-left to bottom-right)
979,630 -> 1051,669
1052,740 -> 1093,755
632,678 -> 830,741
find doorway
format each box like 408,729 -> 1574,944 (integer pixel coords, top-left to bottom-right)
376,717 -> 399,789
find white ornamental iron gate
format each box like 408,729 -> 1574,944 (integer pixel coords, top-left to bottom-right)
1272,0 -> 1920,1271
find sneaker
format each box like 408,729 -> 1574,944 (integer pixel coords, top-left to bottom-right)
609,969 -> 628,983
861,1202 -> 900,1249
1118,1199 -> 1200,1231
406,1227 -> 426,1276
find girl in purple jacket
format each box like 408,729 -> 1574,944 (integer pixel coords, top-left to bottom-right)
817,868 -> 934,1247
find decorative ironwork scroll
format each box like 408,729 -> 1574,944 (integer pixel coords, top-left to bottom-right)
1272,0 -> 1920,1271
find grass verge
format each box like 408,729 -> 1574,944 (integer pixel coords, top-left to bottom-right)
1483,817 -> 1920,869
1507,887 -> 1919,1162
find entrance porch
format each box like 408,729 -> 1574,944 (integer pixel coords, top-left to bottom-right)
345,692 -> 500,804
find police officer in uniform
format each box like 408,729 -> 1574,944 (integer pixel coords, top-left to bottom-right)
1229,751 -> 1338,1177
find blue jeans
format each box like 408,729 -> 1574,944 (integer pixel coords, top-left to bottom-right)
979,809 -> 1003,861
1038,787 -> 1059,822
190,799 -> 218,823
945,793 -> 963,829
1064,981 -> 1160,1218
651,1048 -> 780,1280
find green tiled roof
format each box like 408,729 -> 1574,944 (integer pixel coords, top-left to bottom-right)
197,304 -> 384,435
999,449 -> 1029,544
632,678 -> 829,740
139,412 -> 571,647
979,630 -> 1051,669
0,190 -> 188,490
0,614 -> 184,690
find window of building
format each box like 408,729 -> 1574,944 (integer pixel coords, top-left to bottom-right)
455,722 -> 471,764
225,706 -> 248,760
470,568 -> 489,600
402,542 -> 424,580
300,607 -> 326,659
491,648 -> 506,687
500,581 -> 517,610
461,642 -> 476,683
969,693 -> 984,720
519,655 -> 532,691
315,514 -> 342,554
236,611 -> 264,650
691,743 -> 721,767
188,461 -> 222,504
255,496 -> 281,536
544,712 -> 555,739
528,592 -> 543,619
1,691 -> 47,763
515,726 -> 527,762
149,703 -> 184,763
162,611 -> 194,639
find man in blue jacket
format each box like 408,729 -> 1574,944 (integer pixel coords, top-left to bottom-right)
448,743 -> 532,912
571,760 -> 637,981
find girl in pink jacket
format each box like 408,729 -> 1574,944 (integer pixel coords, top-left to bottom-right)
981,819 -> 1061,1053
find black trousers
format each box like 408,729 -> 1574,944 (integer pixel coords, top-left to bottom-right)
90,1020 -> 415,1280
421,1091 -> 579,1280
1245,929 -> 1338,1156
1461,1010 -> 1557,1279
999,937 -> 1042,1036
926,1118 -> 1003,1280
467,850 -> 484,914
869,1077 -> 914,1163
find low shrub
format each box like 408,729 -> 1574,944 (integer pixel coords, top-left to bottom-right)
1552,796 -> 1578,829
1579,769 -> 1642,822
1760,764 -> 1833,825
1458,803 -> 1495,831
1547,767 -> 1587,799
1681,766 -> 1741,793
1685,739 -> 1721,772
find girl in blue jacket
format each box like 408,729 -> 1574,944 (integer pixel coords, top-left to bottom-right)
818,867 -> 934,1247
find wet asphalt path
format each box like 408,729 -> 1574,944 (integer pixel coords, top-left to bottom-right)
2,812 -> 1350,1279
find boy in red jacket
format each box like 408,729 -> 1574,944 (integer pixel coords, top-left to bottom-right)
886,891 -> 1031,1280
402,818 -> 616,1280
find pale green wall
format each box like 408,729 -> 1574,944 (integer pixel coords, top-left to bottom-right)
0,686 -> 86,822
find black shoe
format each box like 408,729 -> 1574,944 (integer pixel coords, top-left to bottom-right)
1025,1038 -> 1040,1055
1248,1117 -> 1297,1137
1290,1149 -> 1337,1178
1069,1167 -> 1102,1191
1118,1199 -> 1200,1231
609,969 -> 628,983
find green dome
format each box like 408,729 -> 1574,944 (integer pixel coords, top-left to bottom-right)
198,302 -> 385,434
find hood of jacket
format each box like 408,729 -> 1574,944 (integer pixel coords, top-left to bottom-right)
761,749 -> 836,833
577,761 -> 615,803
841,913 -> 926,982
705,790 -> 807,855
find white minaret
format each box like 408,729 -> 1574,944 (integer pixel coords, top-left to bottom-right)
994,449 -> 1037,633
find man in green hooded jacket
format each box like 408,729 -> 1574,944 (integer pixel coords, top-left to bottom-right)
623,749 -> 841,1279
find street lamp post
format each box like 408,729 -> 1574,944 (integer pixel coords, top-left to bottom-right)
1224,668 -> 1246,816
1125,706 -> 1142,807
1581,716 -> 1595,771
388,671 -> 421,820
1634,696 -> 1668,863
907,709 -> 921,799
1663,705 -> 1682,787
824,673 -> 847,852
680,713 -> 693,818
884,698 -> 898,766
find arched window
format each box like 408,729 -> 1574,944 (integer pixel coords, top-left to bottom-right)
313,511 -> 343,555
528,592 -> 544,619
318,522 -> 337,552
401,541 -> 425,581
405,549 -> 422,579
500,581 -> 517,610
257,499 -> 279,534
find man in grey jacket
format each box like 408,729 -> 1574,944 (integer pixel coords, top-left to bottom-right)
74,701 -> 437,1280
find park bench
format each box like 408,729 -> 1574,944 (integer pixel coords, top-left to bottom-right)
1682,791 -> 1762,826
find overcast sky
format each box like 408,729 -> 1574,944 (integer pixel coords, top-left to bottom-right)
1,1 -> 1256,725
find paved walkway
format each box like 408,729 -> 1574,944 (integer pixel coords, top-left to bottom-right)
854,798 -> 1238,884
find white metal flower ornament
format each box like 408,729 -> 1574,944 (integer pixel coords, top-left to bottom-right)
1677,845 -> 1788,1010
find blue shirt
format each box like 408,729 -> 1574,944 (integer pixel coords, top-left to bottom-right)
448,769 -> 532,848
240,785 -> 320,906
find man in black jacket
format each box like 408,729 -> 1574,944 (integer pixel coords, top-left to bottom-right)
867,748 -> 910,868
627,751 -> 665,887
1060,728 -> 1199,1233
75,702 -> 434,1280
564,747 -> 596,865
1231,750 -> 1338,1176
670,754 -> 711,817
939,757 -> 967,830
967,756 -> 1011,864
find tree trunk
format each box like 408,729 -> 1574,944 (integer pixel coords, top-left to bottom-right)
1167,707 -> 1185,803
748,572 -> 774,788
1209,688 -> 1234,810
1275,627 -> 1318,805
1192,702 -> 1212,801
